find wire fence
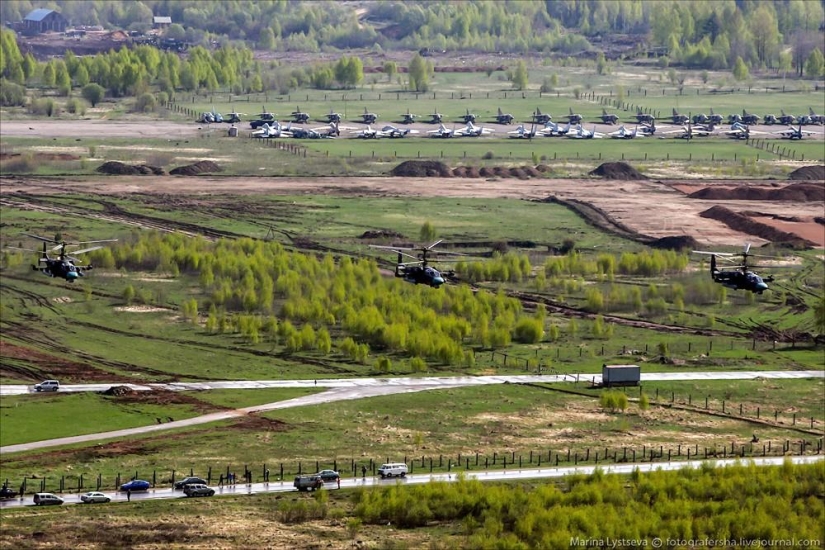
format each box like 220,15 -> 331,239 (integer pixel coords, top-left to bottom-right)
5,437 -> 822,497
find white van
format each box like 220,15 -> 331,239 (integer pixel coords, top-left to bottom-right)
377,463 -> 408,478
34,380 -> 60,392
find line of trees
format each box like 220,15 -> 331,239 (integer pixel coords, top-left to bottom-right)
3,1 -> 823,72
350,461 -> 824,546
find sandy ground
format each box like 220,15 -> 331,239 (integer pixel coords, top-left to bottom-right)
2,174 -> 822,247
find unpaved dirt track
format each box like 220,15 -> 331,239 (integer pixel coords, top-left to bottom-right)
2,174 -> 822,246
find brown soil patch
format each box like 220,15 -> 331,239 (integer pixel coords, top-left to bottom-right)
0,341 -> 134,383
589,162 -> 647,180
647,235 -> 700,251
104,389 -> 227,415
699,205 -> 815,247
688,183 -> 824,202
451,166 -> 467,177
479,166 -> 495,177
750,217 -> 825,248
233,415 -> 290,432
169,160 -> 223,176
789,165 -> 825,181
96,161 -> 164,176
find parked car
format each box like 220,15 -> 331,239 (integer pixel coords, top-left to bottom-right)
173,477 -> 207,490
80,491 -> 111,504
120,480 -> 151,492
33,492 -> 64,506
377,463 -> 408,479
34,380 -> 60,392
293,475 -> 324,492
183,484 -> 215,498
316,470 -> 340,482
0,485 -> 18,499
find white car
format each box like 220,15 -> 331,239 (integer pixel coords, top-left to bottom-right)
80,491 -> 111,504
34,380 -> 60,392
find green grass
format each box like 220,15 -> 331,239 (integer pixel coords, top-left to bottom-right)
0,392 -> 205,447
190,387 -> 323,409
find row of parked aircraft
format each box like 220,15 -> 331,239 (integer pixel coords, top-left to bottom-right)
669,107 -> 824,126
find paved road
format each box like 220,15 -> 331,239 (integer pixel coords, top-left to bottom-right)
1,455 -> 820,510
1,371 -> 821,455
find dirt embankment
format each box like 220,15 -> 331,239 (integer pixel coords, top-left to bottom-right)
97,161 -> 164,176
688,183 -> 824,202
390,160 -> 544,179
789,165 -> 825,181
169,160 -> 222,176
699,205 -> 815,247
588,162 -> 648,180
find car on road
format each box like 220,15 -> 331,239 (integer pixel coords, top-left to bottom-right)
173,477 -> 207,490
377,463 -> 408,478
33,493 -> 63,506
183,484 -> 215,497
0,485 -> 18,499
316,470 -> 340,482
34,380 -> 60,392
120,480 -> 151,492
80,491 -> 111,504
293,475 -> 324,492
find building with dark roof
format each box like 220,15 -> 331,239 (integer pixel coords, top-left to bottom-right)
23,8 -> 68,34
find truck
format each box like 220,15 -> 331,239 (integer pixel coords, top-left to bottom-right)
602,364 -> 641,387
293,475 -> 324,492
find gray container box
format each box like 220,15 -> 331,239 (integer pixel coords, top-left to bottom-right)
602,364 -> 640,387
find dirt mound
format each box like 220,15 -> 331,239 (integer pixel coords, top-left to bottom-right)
169,160 -> 222,176
588,162 -> 647,180
789,165 -> 825,181
647,235 -> 700,251
452,166 -> 467,177
359,230 -> 405,239
536,164 -> 550,173
479,167 -> 495,177
509,167 -> 529,179
101,385 -> 135,396
699,205 -> 814,247
465,166 -> 481,178
390,160 -> 452,177
96,161 -> 164,176
524,166 -> 542,178
688,183 -> 824,202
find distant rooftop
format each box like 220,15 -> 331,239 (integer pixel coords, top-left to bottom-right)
24,8 -> 57,22
153,16 -> 172,24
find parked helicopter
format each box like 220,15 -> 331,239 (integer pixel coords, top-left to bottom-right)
13,235 -> 117,282
370,240 -> 459,288
693,243 -> 776,294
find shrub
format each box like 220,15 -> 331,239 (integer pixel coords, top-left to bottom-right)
0,79 -> 26,106
1,153 -> 37,173
482,151 -> 495,160
81,83 -> 105,107
65,97 -> 86,115
513,317 -> 543,344
134,93 -> 157,113
639,392 -> 650,411
29,97 -> 55,116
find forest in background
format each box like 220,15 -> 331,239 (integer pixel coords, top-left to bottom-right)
1,0 -> 823,74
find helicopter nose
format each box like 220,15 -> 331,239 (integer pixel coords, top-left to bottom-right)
66,271 -> 79,280
757,282 -> 768,292
433,276 -> 445,286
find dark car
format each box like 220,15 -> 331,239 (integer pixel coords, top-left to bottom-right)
0,485 -> 17,499
174,477 -> 207,490
120,480 -> 151,492
316,470 -> 340,482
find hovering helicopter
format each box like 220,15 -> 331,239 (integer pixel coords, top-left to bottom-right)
12,234 -> 117,282
693,243 -> 776,294
370,240 -> 459,288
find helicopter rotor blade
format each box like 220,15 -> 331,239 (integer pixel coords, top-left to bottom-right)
69,246 -> 104,256
4,246 -> 41,253
23,234 -> 57,243
424,239 -> 444,250
693,250 -> 735,256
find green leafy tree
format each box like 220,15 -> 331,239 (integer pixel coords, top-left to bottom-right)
42,62 -> 55,87
81,83 -> 105,107
814,296 -> 825,336
512,59 -> 528,90
383,61 -> 397,82
595,52 -> 608,75
408,53 -> 429,92
419,221 -> 437,243
122,284 -> 136,305
259,27 -> 276,51
804,48 -> 825,77
732,56 -> 749,80
639,392 -> 650,411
